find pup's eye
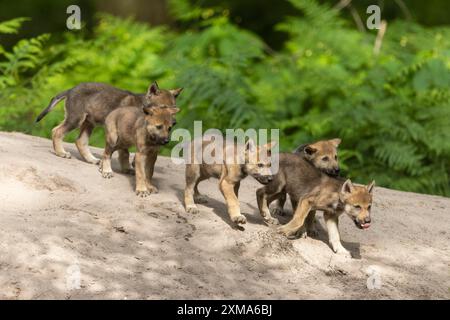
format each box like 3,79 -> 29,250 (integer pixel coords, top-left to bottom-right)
335,155 -> 338,160
368,205 -> 372,210
168,126 -> 172,131
156,125 -> 163,130
354,205 -> 361,209
322,156 -> 329,162
257,163 -> 264,168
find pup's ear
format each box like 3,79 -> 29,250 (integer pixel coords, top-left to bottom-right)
265,140 -> 277,150
366,180 -> 375,194
330,138 -> 341,147
143,106 -> 153,116
245,139 -> 256,153
341,179 -> 354,194
147,81 -> 160,96
170,88 -> 183,98
304,146 -> 317,157
168,107 -> 180,115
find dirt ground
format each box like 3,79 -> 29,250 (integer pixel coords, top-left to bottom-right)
0,132 -> 449,299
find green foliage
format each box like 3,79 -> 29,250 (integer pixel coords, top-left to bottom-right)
0,0 -> 449,196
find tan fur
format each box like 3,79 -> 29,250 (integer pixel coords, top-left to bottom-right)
184,138 -> 277,225
272,138 -> 341,217
256,153 -> 374,257
99,105 -> 179,197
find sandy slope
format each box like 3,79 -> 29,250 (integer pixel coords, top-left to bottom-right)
0,132 -> 449,299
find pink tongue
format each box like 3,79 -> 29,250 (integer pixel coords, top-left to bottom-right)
361,223 -> 371,229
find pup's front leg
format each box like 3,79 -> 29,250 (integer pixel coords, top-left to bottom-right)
99,144 -> 114,179
271,194 -> 287,216
256,187 -> 280,225
145,149 -> 159,194
324,212 -> 351,258
219,178 -> 246,225
135,152 -> 151,197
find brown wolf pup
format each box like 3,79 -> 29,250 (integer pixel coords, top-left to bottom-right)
35,82 -> 182,164
184,138 -> 277,225
272,138 -> 341,216
256,153 -> 374,257
99,105 -> 180,196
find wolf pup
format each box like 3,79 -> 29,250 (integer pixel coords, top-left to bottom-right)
99,105 -> 179,197
256,153 -> 374,257
184,138 -> 277,226
35,82 -> 182,164
271,138 -> 341,216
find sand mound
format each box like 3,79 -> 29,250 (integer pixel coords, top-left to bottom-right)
0,132 -> 449,299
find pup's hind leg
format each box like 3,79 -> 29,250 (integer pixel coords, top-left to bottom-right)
52,120 -> 77,158
305,210 -> 318,237
119,149 -> 134,175
185,164 -> 201,214
76,120 -> 99,164
99,143 -> 115,179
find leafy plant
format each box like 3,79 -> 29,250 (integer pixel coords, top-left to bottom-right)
0,0 -> 449,196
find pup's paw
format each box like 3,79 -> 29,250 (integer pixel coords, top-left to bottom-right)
122,168 -> 135,175
277,225 -> 298,239
232,215 -> 247,225
87,157 -> 100,165
146,185 -> 159,194
306,227 -> 319,237
186,205 -> 199,214
56,151 -> 71,159
136,190 -> 151,198
264,216 -> 280,225
295,228 -> 308,239
101,171 -> 113,179
194,194 -> 208,204
270,207 -> 285,216
334,246 -> 352,259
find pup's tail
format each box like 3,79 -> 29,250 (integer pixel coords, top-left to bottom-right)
35,90 -> 70,123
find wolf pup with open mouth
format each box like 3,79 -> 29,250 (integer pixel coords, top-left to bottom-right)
271,138 -> 342,218
257,153 -> 374,257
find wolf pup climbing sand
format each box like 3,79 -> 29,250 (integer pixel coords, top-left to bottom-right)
184,138 -> 277,226
271,138 -> 341,217
256,153 -> 374,257
35,82 -> 182,164
99,105 -> 179,197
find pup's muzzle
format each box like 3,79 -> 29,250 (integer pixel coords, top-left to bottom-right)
354,217 -> 371,229
254,174 -> 273,185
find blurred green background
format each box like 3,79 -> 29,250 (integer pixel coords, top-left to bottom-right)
0,0 -> 449,196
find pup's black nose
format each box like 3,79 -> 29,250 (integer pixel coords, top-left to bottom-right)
267,176 -> 273,182
334,168 -> 340,175
163,138 -> 170,144
364,217 -> 371,223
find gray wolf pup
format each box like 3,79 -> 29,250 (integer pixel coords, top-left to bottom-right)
256,153 -> 374,257
35,82 -> 182,164
99,105 -> 180,197
272,138 -> 341,216
184,138 -> 277,226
